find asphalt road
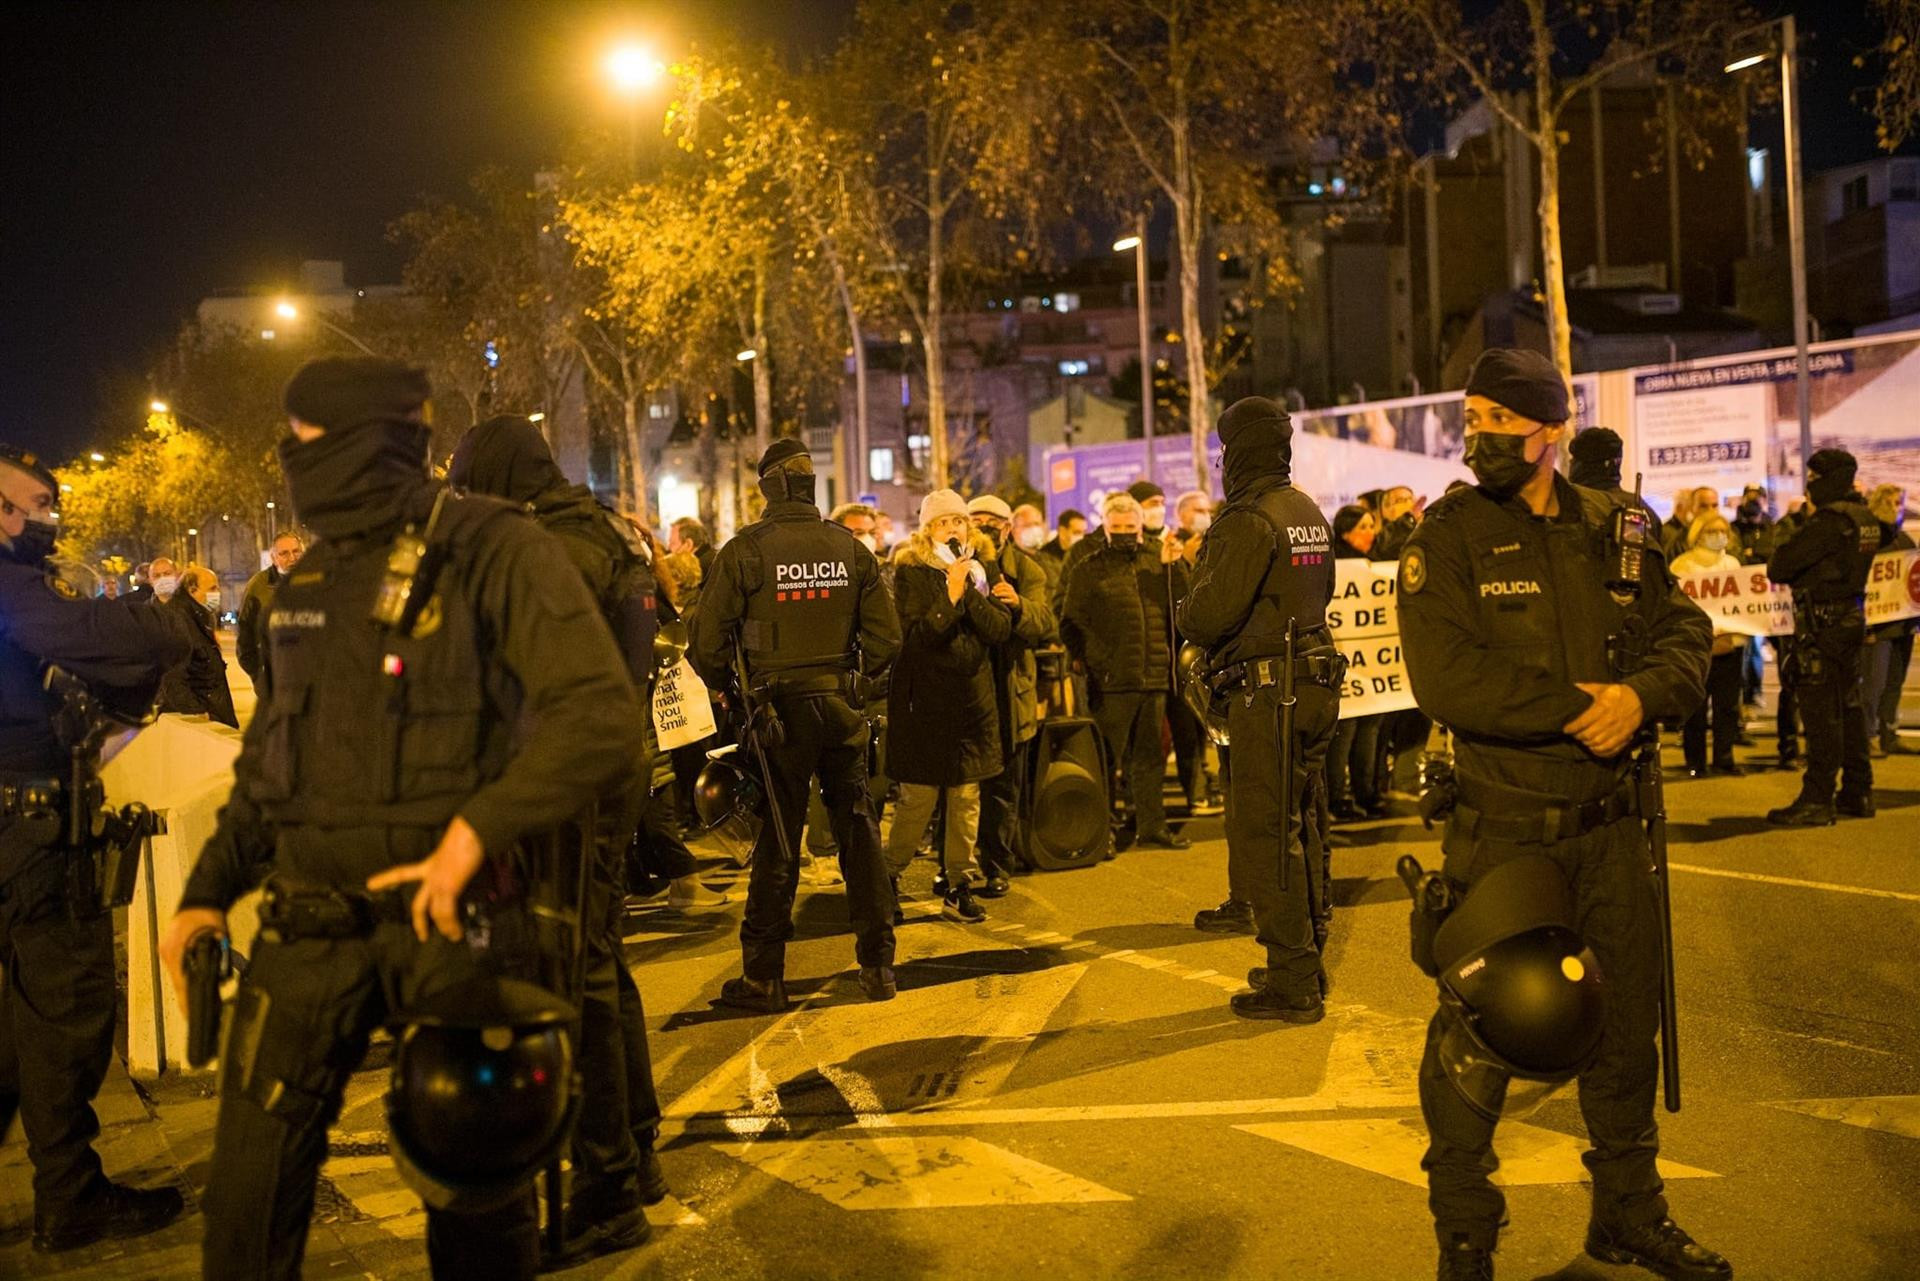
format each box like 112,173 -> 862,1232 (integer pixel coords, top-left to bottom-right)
6,731 -> 1919,1281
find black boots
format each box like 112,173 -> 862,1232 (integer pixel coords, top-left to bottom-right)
32,1178 -> 184,1253
1586,1217 -> 1732,1280
1766,797 -> 1836,827
860,965 -> 897,1001
1836,791 -> 1877,818
1193,896 -> 1255,934
717,975 -> 790,1014
1436,1234 -> 1494,1281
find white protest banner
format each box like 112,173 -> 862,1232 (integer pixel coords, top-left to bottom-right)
651,658 -> 717,750
1327,558 -> 1418,718
1675,547 -> 1920,636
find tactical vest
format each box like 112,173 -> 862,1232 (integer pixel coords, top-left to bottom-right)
250,489 -> 518,830
736,513 -> 866,679
1804,499 -> 1880,605
539,496 -> 658,687
1218,481 -> 1336,659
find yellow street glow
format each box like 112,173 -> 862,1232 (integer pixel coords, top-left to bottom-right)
274,300 -> 299,319
736,348 -> 758,362
1723,54 -> 1766,73
607,44 -> 664,93
528,412 -> 546,423
149,400 -> 169,413
1112,235 -> 1142,252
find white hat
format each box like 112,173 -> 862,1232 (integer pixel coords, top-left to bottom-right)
918,488 -> 968,527
966,494 -> 1013,521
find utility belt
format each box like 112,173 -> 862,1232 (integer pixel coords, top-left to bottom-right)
256,877 -> 416,943
1448,773 -> 1639,844
0,775 -> 156,914
751,670 -> 853,701
1794,596 -> 1865,632
1210,647 -> 1345,697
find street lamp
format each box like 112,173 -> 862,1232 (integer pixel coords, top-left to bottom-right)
606,44 -> 663,93
149,399 -> 170,414
736,348 -> 758,362
1726,15 -> 1810,480
89,452 -> 105,463
1114,221 -> 1154,483
271,299 -> 378,356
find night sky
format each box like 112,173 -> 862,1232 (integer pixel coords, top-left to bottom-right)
0,0 -> 1898,459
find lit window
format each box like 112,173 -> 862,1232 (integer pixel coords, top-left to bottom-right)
1747,149 -> 1768,193
907,433 -> 931,470
869,448 -> 896,482
1053,292 -> 1079,313
1058,359 -> 1091,377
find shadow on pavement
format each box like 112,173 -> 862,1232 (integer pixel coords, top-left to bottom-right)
1667,814 -> 1785,843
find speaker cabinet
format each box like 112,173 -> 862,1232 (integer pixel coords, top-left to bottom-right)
1024,716 -> 1112,870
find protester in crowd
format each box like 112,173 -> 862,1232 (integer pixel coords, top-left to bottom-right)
125,560 -> 153,602
1327,505 -> 1385,819
1035,507 -> 1086,595
1670,509 -> 1748,778
669,516 -> 714,583
157,564 -> 237,728
1010,502 -> 1047,554
968,494 -> 1057,891
1060,491 -> 1190,849
874,511 -> 896,554
1171,490 -> 1213,563
1130,480 -> 1168,536
236,531 -> 305,695
828,502 -> 880,553
1863,483 -> 1916,756
1731,486 -> 1776,712
147,555 -> 180,603
1661,488 -> 1700,559
884,489 -> 1012,923
1372,485 -> 1419,561
1129,480 -> 1212,815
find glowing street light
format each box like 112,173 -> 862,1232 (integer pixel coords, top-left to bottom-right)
527,412 -> 546,423
1114,218 -> 1154,481
736,348 -> 758,362
1112,235 -> 1142,253
149,400 -> 170,413
270,298 -> 378,356
606,44 -> 664,94
89,452 -> 105,462
274,300 -> 299,320
1722,53 -> 1766,73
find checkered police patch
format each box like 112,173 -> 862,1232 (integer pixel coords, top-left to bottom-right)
46,573 -> 79,600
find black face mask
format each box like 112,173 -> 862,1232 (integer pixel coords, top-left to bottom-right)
1806,470 -> 1853,508
1465,429 -> 1545,501
279,419 -> 432,541
757,469 -> 817,506
1738,500 -> 1763,522
10,519 -> 57,566
1108,532 -> 1140,551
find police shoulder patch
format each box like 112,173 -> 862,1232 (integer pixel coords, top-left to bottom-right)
45,573 -> 79,600
1400,546 -> 1427,595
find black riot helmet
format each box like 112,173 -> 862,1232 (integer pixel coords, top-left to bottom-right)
1176,643 -> 1228,747
1430,855 -> 1606,1121
694,746 -> 765,865
386,977 -> 579,1213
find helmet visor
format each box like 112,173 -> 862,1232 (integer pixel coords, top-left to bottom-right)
1437,1005 -> 1577,1122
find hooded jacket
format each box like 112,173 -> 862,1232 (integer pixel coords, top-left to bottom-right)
886,530 -> 1012,786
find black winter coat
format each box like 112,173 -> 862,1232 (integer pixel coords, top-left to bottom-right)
157,592 -> 238,728
886,532 -> 1012,786
1061,531 -> 1186,694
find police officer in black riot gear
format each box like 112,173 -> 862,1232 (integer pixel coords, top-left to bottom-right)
1764,447 -> 1892,825
1399,349 -> 1725,1281
158,358 -> 645,1281
1177,397 -> 1345,1022
447,414 -> 668,1265
689,439 -> 901,1013
1,444 -> 193,1253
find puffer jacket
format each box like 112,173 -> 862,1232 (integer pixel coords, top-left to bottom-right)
1060,530 -> 1187,694
987,537 -> 1057,748
886,530 -> 1012,786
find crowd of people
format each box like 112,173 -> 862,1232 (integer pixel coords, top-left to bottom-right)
3,342 -> 1911,1281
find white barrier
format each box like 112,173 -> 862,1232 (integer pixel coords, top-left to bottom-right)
104,714 -> 246,1078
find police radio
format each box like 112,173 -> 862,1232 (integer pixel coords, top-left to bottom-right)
371,491 -> 450,634
1606,472 -> 1650,598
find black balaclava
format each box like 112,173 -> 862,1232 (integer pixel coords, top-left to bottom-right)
756,438 -> 817,505
447,415 -> 566,504
279,356 -> 435,541
1216,397 -> 1293,501
1805,448 -> 1858,508
1567,427 -> 1624,490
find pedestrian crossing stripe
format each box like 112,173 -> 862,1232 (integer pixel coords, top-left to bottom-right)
724,1135 -> 1131,1209
1765,1095 -> 1920,1139
1235,1118 -> 1720,1187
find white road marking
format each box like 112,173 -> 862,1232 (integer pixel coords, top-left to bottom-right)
724,1135 -> 1130,1209
1765,1095 -> 1920,1139
1238,1117 -> 1719,1186
1669,862 -> 1920,903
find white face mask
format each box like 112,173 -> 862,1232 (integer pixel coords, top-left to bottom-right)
857,533 -> 878,553
205,590 -> 222,610
152,575 -> 179,598
1190,512 -> 1212,535
1701,532 -> 1729,553
1016,525 -> 1045,551
1142,504 -> 1166,531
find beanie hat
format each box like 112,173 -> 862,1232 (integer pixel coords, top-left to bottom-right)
1464,348 -> 1570,424
283,356 -> 431,432
757,437 -> 811,476
1568,427 -> 1623,465
1127,480 -> 1165,503
1217,396 -> 1291,448
1806,448 -> 1858,506
966,494 -> 1013,521
919,488 -> 968,527
0,443 -> 58,495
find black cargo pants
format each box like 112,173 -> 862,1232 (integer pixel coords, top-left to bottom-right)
1223,681 -> 1338,1001
201,916 -> 540,1280
571,786 -> 663,1215
0,837 -> 117,1215
1791,620 -> 1872,804
1420,815 -> 1666,1250
741,694 -> 895,981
